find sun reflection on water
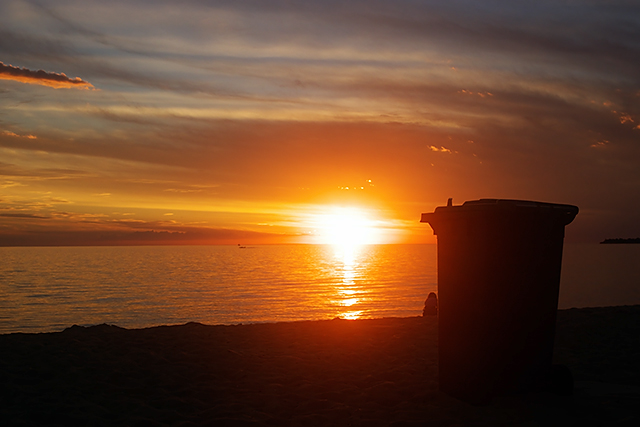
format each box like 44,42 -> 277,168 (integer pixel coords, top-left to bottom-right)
332,244 -> 369,319
339,310 -> 363,320
340,297 -> 358,306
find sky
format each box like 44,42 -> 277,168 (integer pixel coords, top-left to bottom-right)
1,0 -> 639,246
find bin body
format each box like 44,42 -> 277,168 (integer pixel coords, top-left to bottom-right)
421,199 -> 578,403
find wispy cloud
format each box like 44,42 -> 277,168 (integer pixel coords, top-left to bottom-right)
0,61 -> 94,89
429,146 -> 453,154
0,212 -> 49,219
2,130 -> 37,139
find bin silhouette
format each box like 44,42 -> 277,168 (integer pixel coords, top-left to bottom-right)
421,199 -> 578,403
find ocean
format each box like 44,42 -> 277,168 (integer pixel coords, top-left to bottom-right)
1,243 -> 639,334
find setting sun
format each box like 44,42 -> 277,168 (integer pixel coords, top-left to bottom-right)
313,207 -> 381,246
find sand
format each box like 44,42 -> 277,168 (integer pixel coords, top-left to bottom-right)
1,306 -> 639,426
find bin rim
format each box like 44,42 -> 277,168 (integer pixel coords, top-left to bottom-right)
421,198 -> 579,226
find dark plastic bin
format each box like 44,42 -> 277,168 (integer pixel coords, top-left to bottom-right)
421,199 -> 578,403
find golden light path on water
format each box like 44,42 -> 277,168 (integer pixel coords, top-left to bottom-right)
309,205 -> 392,319
332,243 -> 367,320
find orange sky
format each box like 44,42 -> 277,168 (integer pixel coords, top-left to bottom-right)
1,1 -> 639,246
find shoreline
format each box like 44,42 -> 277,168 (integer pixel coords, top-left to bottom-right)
1,306 -> 639,426
3,304 -> 639,336
3,301 -> 638,336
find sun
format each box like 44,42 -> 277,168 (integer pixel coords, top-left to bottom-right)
314,207 -> 381,246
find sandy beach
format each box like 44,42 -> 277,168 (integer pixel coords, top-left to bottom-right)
1,306 -> 639,426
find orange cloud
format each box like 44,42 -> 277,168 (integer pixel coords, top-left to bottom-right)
590,140 -> 609,148
2,130 -> 37,139
619,114 -> 634,124
458,89 -> 493,98
429,145 -> 452,153
0,62 -> 94,89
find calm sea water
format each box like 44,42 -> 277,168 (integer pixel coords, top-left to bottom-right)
1,243 -> 638,334
0,244 -> 437,334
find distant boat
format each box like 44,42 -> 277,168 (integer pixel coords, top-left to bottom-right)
600,238 -> 640,244
238,244 -> 247,249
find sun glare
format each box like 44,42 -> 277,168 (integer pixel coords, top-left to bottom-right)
314,207 -> 380,246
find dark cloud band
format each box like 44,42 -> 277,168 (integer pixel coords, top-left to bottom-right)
0,61 -> 93,89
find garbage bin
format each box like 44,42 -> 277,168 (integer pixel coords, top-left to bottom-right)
421,199 -> 578,403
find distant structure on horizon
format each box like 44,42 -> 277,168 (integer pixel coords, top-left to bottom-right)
600,238 -> 640,244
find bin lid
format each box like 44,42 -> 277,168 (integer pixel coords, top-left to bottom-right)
421,198 -> 579,227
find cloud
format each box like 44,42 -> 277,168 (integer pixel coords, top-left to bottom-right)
0,213 -> 49,219
0,61 -> 94,89
0,222 -> 299,246
459,89 -> 493,98
2,130 -> 37,139
429,146 -> 453,154
0,28 -> 207,94
0,180 -> 26,189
